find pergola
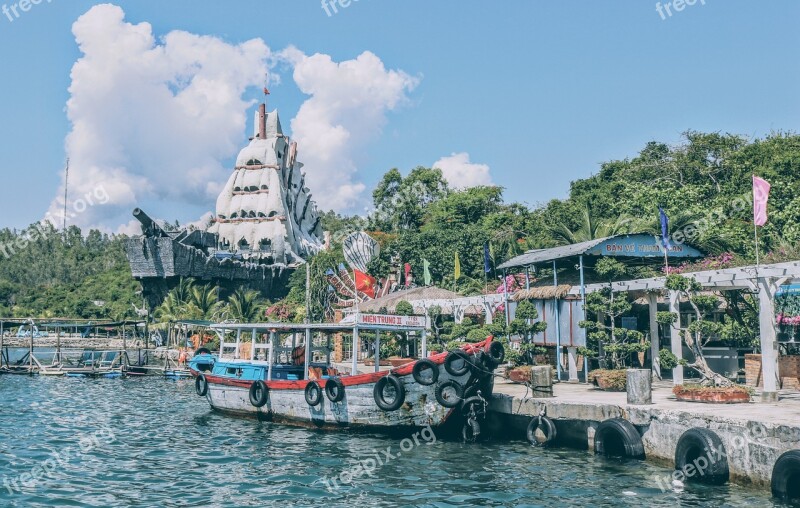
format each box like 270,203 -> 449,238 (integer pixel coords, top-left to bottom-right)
571,260 -> 800,401
498,234 -> 705,381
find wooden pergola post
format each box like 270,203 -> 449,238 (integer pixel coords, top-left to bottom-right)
648,292 -> 661,379
668,289 -> 683,385
758,277 -> 783,402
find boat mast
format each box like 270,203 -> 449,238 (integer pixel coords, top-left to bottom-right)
63,158 -> 69,234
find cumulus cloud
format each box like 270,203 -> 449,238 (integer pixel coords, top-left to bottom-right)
280,47 -> 419,211
48,5 -> 419,232
47,4 -> 270,231
432,152 -> 493,189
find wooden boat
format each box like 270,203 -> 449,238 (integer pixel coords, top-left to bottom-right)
190,319 -> 504,436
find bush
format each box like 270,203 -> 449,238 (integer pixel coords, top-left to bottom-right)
588,369 -> 627,391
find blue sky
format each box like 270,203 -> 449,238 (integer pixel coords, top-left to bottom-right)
0,0 -> 798,231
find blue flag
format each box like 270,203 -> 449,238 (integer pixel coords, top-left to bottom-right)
659,207 -> 671,250
483,243 -> 492,273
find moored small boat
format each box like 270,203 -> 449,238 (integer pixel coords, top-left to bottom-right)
191,319 -> 504,437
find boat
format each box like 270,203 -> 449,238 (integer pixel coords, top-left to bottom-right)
190,317 -> 504,437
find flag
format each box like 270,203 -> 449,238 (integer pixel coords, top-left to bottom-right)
263,87 -> 270,95
404,263 -> 412,284
423,259 -> 431,286
454,252 -> 461,280
354,269 -> 376,299
658,207 -> 671,250
483,243 -> 492,273
753,175 -> 771,226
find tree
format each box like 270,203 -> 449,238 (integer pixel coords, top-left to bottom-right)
508,300 -> 548,365
580,258 -> 648,369
659,274 -> 733,387
227,289 -> 264,323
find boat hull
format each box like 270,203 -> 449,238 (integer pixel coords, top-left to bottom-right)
201,341 -> 496,431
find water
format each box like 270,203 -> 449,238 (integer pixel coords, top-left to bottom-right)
0,373 -> 785,507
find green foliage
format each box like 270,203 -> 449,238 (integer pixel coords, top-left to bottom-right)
659,349 -> 679,370
656,311 -> 677,325
395,300 -> 414,316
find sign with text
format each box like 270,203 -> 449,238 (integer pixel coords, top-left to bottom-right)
356,313 -> 427,328
586,234 -> 704,259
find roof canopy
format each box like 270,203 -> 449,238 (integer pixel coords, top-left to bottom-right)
498,234 -> 705,270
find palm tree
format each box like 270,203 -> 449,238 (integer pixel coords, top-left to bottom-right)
227,289 -> 264,323
186,283 -> 223,321
548,202 -> 635,245
155,278 -> 195,322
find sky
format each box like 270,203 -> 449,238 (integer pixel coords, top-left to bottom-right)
0,0 -> 798,233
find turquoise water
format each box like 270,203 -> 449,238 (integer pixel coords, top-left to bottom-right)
0,373 -> 785,507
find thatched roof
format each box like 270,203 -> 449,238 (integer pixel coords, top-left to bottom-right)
512,285 -> 573,301
357,286 -> 463,313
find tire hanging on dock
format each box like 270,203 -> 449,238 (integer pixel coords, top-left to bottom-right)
462,417 -> 481,443
249,380 -> 269,408
594,418 -> 645,459
325,377 -> 346,403
486,341 -> 505,367
195,374 -> 208,397
373,375 -> 406,411
412,359 -> 439,386
435,379 -> 464,408
674,428 -> 729,485
527,415 -> 557,446
305,381 -> 323,407
444,350 -> 472,376
772,450 -> 800,502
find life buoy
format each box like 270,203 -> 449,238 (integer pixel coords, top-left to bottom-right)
195,374 -> 208,396
412,359 -> 439,386
435,379 -> 464,408
444,350 -> 472,376
527,415 -> 557,446
325,377 -> 345,403
594,418 -> 645,459
772,450 -> 800,502
305,381 -> 323,406
674,428 -> 729,485
249,380 -> 269,408
291,346 -> 306,366
373,375 -> 406,411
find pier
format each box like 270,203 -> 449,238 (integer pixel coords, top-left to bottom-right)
490,379 -> 800,488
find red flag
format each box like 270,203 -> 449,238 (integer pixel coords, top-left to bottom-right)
404,263 -> 412,283
263,87 -> 270,95
354,269 -> 376,298
753,175 -> 771,226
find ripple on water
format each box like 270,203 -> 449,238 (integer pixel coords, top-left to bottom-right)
0,373 -> 783,507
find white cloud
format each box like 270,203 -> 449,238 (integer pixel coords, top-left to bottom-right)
47,4 -> 270,230
280,47 -> 419,211
48,5 -> 419,231
432,152 -> 493,189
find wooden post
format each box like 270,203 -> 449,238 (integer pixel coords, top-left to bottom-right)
304,327 -> 312,379
531,365 -> 553,398
669,290 -> 683,385
648,292 -> 661,379
351,327 -> 359,375
758,277 -> 780,402
374,330 -> 380,373
421,329 -> 428,358
627,369 -> 652,404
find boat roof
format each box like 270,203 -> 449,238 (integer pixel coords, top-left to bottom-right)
210,320 -> 427,333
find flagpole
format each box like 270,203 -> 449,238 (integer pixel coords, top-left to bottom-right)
754,222 -> 760,267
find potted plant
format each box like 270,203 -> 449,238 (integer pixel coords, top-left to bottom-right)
506,300 -> 548,381
660,274 -> 751,403
580,259 -> 649,391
